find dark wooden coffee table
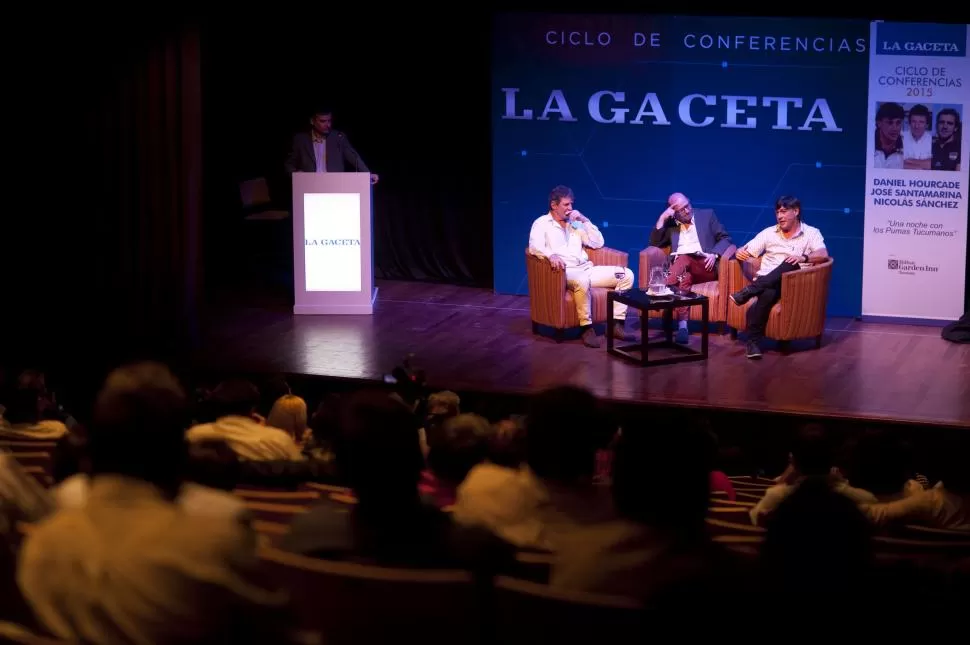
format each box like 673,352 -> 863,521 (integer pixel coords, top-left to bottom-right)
607,289 -> 709,366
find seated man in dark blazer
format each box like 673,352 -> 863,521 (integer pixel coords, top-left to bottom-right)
284,108 -> 379,185
649,193 -> 734,343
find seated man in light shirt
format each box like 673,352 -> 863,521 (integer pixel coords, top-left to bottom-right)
729,196 -> 828,359
902,104 -> 932,170
528,185 -> 634,348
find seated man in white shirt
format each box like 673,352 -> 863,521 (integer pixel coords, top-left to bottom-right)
730,196 -> 828,359
902,104 -> 933,170
528,185 -> 634,348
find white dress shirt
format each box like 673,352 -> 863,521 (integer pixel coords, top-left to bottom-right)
313,139 -> 327,172
744,223 -> 826,277
903,131 -> 932,160
674,222 -> 703,255
528,213 -> 605,268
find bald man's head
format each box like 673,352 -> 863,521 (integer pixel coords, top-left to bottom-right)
667,193 -> 692,223
668,192 -> 688,207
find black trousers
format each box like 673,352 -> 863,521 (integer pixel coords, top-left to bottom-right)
747,261 -> 801,342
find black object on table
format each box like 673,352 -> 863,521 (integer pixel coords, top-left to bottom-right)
607,288 -> 709,366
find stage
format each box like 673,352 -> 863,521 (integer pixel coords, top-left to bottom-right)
193,280 -> 970,429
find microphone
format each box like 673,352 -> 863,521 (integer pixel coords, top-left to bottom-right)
338,131 -> 360,173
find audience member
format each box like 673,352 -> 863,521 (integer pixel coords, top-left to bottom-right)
281,390 -> 513,571
489,415 -> 527,468
187,379 -> 304,461
0,370 -> 69,440
749,424 -> 876,525
553,421 -> 745,604
420,413 -> 493,508
266,394 -> 309,445
418,390 -> 461,459
851,431 -> 970,531
453,385 -> 615,551
17,362 -> 292,644
758,477 -> 886,634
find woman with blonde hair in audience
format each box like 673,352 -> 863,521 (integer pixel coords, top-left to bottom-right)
267,394 -> 310,446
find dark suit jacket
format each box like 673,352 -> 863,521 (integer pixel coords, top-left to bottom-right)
649,208 -> 734,258
284,130 -> 371,173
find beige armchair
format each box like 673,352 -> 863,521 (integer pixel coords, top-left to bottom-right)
726,257 -> 834,348
638,244 -> 737,332
526,247 -> 630,340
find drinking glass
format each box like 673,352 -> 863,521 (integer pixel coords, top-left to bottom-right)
648,266 -> 666,293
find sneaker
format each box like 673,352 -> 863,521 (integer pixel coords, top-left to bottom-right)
745,340 -> 763,359
730,286 -> 759,306
675,327 -> 689,344
581,327 -> 602,348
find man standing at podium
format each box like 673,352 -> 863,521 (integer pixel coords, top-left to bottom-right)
285,108 -> 379,185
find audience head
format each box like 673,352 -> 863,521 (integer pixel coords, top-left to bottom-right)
424,390 -> 461,438
267,394 -> 308,441
790,423 -> 832,477
335,389 -> 424,510
612,422 -> 714,536
427,390 -> 460,418
761,477 -> 873,598
88,362 -> 189,496
207,379 -> 260,420
426,413 -> 493,484
525,385 -> 611,485
490,415 -> 527,468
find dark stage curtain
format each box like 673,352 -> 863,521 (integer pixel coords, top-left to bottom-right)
200,14 -> 493,294
6,22 -> 203,373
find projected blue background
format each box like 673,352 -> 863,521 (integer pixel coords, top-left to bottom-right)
492,13 -> 871,317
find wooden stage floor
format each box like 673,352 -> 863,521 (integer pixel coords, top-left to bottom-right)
194,280 -> 970,428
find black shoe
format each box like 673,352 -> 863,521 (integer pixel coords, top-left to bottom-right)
730,285 -> 760,306
745,340 -> 763,359
581,327 -> 602,348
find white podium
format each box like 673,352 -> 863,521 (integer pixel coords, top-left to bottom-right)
291,172 -> 377,315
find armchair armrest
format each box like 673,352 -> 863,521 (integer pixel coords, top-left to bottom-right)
728,255 -> 762,291
776,258 -> 834,339
525,249 -> 568,328
587,246 -> 628,267
716,245 -> 737,300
